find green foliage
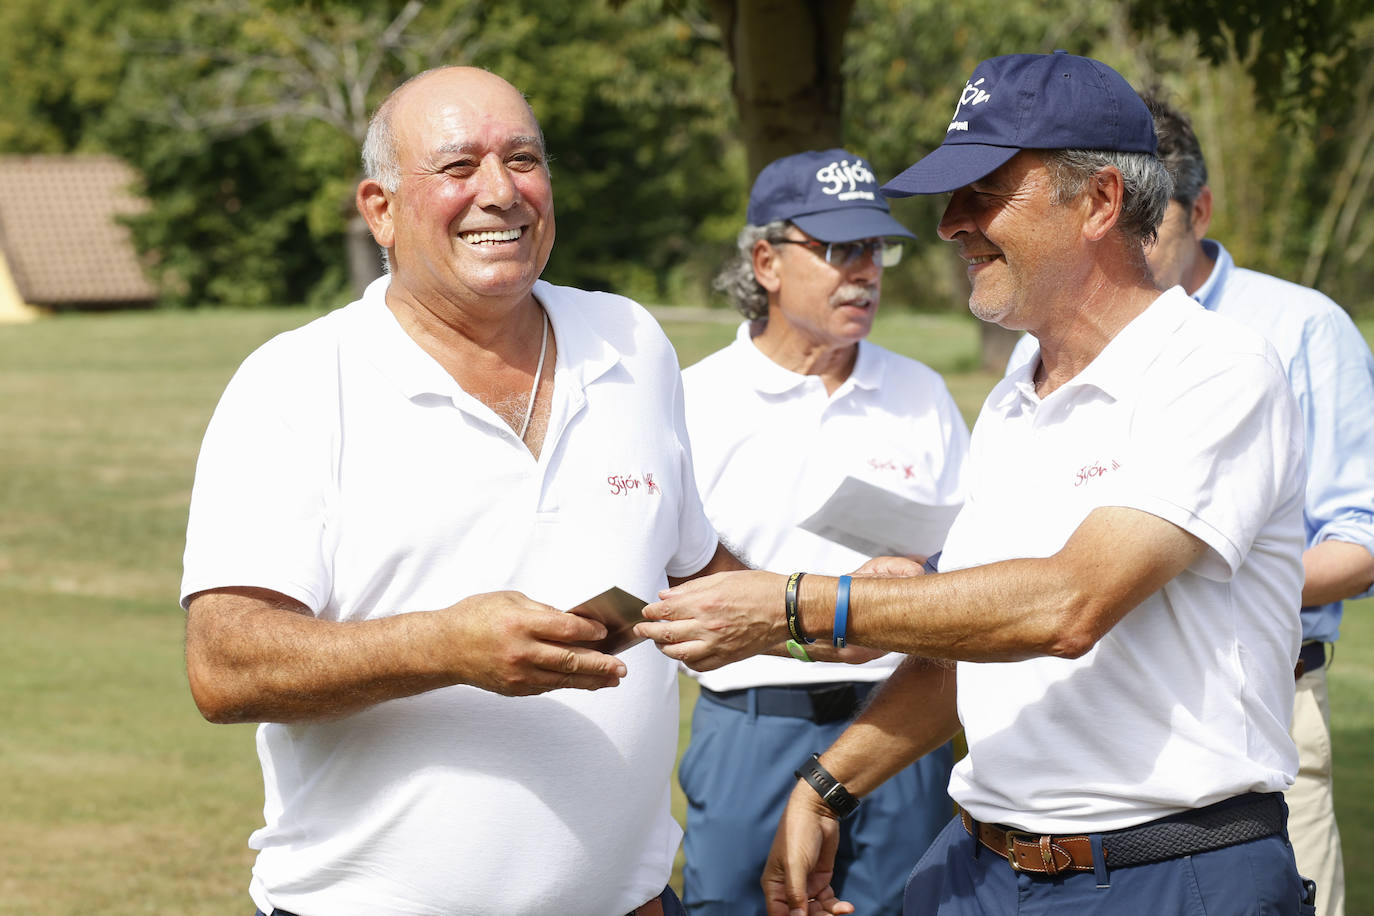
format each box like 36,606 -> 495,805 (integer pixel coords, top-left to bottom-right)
0,0 -> 128,152
837,1 -> 1374,316
1126,0 -> 1373,116
2,0 -> 1373,313
492,2 -> 743,304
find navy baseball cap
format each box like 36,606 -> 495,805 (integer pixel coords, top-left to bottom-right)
883,51 -> 1157,197
748,149 -> 916,242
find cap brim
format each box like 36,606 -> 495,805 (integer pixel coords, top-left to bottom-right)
791,207 -> 917,242
881,144 -> 1021,197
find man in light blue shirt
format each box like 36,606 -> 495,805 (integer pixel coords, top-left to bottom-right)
1141,93 -> 1374,916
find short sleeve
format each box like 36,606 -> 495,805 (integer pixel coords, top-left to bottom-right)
1123,345 -> 1305,581
180,339 -> 335,611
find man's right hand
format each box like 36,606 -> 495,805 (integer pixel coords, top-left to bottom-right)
761,781 -> 854,916
439,590 -> 627,696
185,586 -> 628,724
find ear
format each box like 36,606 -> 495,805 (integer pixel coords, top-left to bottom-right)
752,238 -> 783,294
1080,167 -> 1126,243
356,178 -> 396,250
1188,186 -> 1213,240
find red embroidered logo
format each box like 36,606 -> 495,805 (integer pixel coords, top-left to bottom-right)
1073,459 -> 1121,487
608,473 -> 662,496
868,458 -> 917,480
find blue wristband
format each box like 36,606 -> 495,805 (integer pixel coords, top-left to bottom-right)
833,575 -> 852,648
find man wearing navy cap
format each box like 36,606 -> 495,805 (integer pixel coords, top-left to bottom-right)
676,149 -> 969,915
638,53 -> 1313,914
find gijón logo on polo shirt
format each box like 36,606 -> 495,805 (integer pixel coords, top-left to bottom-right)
1073,459 -> 1121,487
607,472 -> 661,496
868,457 -> 919,480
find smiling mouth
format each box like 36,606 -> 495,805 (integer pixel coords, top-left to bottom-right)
967,254 -> 999,265
460,228 -> 523,245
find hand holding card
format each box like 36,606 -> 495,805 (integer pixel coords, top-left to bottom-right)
568,586 -> 652,654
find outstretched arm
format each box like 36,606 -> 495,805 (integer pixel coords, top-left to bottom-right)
639,505 -> 1206,670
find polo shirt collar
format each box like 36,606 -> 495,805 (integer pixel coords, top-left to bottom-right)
993,287 -> 1199,409
356,276 -> 623,403
534,280 -> 622,392
356,276 -> 457,400
1190,238 -> 1233,313
733,321 -> 883,396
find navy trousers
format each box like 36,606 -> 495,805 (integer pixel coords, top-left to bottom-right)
680,688 -> 953,915
903,813 -> 1313,915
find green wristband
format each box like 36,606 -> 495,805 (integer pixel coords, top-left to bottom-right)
785,639 -> 815,663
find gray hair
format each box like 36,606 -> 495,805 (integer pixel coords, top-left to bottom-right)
361,71 -> 433,194
1042,149 -> 1172,247
1141,92 -> 1209,215
713,220 -> 789,321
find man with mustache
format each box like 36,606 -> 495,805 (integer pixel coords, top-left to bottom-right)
676,149 -> 969,915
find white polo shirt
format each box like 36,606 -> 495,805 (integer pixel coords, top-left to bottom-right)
683,323 -> 969,692
181,277 -> 718,916
943,288 -> 1305,833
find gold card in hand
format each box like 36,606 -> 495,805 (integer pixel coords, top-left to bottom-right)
568,586 -> 651,655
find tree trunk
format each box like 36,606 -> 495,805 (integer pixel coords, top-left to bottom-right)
706,0 -> 856,179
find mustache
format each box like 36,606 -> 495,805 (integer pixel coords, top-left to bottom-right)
830,283 -> 878,307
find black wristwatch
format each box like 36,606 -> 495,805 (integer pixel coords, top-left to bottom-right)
795,753 -> 861,819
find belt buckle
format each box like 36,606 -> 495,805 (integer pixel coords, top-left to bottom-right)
1004,829 -> 1035,872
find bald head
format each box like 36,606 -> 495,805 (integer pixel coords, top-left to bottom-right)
362,67 -> 546,193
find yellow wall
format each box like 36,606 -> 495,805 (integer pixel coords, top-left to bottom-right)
0,254 -> 42,323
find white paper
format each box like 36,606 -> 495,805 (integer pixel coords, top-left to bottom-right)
798,476 -> 961,559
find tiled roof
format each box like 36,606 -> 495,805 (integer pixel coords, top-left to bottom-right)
0,155 -> 157,306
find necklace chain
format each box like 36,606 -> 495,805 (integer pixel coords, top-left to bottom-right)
518,310 -> 548,441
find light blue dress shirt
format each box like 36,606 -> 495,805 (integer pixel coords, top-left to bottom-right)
1192,240 -> 1374,643
1007,239 -> 1374,642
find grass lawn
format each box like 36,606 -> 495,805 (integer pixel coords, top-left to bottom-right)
0,306 -> 1370,913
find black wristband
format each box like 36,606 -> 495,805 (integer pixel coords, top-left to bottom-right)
794,753 -> 860,819
785,572 -> 813,644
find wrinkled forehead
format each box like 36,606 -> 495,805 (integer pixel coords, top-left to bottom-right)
393,70 -> 543,164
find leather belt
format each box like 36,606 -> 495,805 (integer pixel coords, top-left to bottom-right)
961,791 -> 1286,876
700,682 -> 877,724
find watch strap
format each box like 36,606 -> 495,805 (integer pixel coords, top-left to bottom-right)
794,753 -> 861,819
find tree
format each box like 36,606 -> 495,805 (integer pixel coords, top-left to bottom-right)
703,1 -> 856,178
112,0 -> 499,304
0,0 -> 743,309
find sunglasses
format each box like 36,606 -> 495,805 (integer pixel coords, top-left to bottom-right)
773,237 -> 903,268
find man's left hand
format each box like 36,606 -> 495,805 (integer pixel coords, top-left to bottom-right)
762,781 -> 854,916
